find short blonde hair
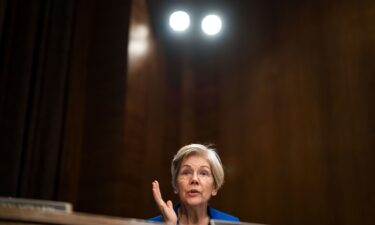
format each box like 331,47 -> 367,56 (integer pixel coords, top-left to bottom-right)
171,144 -> 224,192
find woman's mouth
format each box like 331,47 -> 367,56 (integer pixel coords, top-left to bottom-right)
187,190 -> 200,197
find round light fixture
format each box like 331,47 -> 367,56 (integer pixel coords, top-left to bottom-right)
169,11 -> 190,32
201,15 -> 222,35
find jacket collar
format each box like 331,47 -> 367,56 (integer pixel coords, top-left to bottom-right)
173,203 -> 214,219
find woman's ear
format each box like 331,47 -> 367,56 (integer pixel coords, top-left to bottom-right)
211,189 -> 218,196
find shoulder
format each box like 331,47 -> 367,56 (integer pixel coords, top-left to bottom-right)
208,207 -> 240,222
148,215 -> 163,223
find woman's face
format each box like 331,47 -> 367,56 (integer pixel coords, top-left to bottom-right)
177,154 -> 217,207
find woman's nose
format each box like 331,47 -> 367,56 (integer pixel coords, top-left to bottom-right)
190,172 -> 199,184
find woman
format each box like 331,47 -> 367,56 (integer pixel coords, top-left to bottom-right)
149,144 -> 239,225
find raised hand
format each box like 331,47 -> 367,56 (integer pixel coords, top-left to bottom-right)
152,180 -> 178,225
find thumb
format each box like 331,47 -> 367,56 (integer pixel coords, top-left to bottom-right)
166,200 -> 173,209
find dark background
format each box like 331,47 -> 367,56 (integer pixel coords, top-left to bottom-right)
0,0 -> 374,225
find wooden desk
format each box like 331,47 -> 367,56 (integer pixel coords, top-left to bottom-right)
0,206 -> 155,225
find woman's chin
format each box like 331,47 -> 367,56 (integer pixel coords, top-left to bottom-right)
183,198 -> 207,207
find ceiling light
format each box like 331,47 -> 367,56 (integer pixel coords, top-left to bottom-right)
201,15 -> 222,36
169,11 -> 190,32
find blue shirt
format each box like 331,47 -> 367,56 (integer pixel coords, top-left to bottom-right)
149,204 -> 240,222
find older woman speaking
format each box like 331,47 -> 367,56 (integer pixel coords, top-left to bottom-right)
149,144 -> 239,225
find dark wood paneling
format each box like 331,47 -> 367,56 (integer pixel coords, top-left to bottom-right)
123,0 -> 181,218
140,0 -> 375,225
1,0 -> 374,225
72,0 -> 130,216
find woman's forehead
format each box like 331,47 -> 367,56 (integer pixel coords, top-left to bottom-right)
181,154 -> 211,167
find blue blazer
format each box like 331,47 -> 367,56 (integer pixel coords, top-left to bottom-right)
149,204 -> 239,222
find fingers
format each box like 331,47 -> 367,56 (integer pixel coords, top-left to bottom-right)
165,200 -> 177,224
166,200 -> 173,209
152,180 -> 166,209
152,181 -> 177,225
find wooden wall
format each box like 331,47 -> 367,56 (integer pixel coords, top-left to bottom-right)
128,0 -> 375,224
213,1 -> 375,224
1,0 -> 374,225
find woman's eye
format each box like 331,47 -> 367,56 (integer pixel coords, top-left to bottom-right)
182,170 -> 191,175
200,171 -> 209,176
